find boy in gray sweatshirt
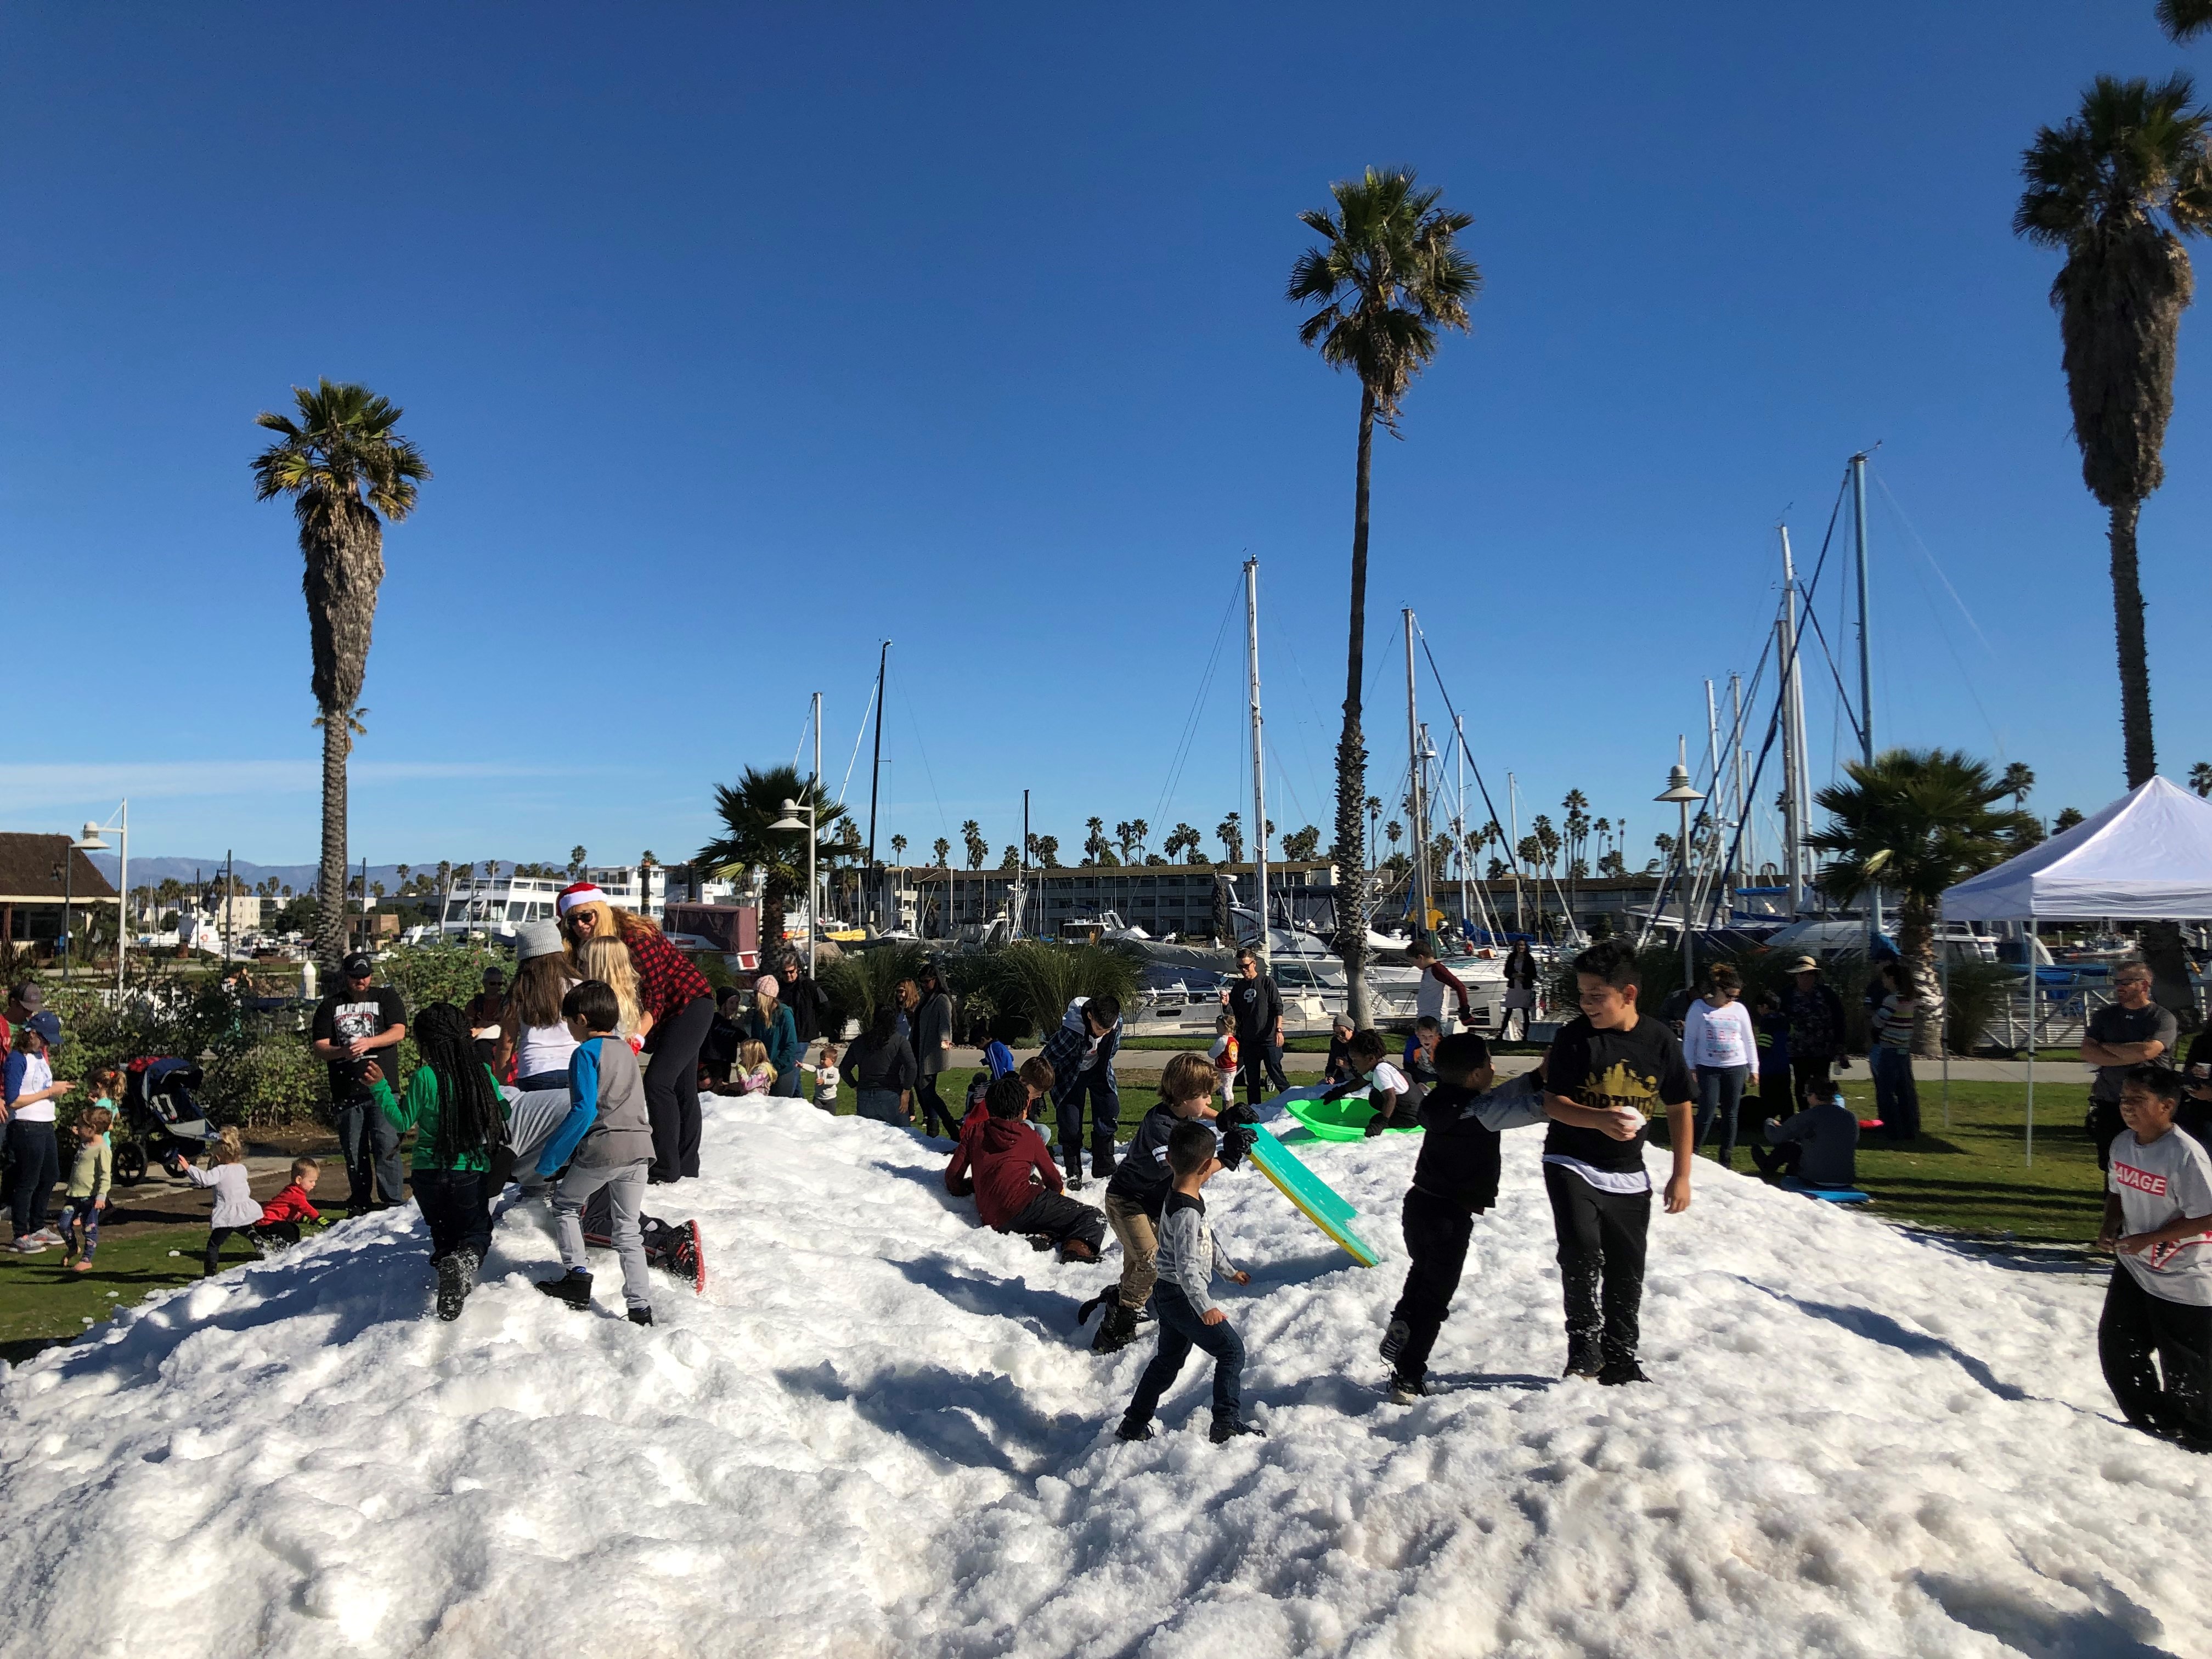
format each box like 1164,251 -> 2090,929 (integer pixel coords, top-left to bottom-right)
1115,1120 -> 1265,1444
534,980 -> 658,1324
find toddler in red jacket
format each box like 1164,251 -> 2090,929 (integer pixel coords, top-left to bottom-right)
251,1156 -> 324,1250
944,1074 -> 1107,1262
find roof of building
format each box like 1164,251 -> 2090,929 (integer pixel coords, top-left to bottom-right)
0,834 -> 121,905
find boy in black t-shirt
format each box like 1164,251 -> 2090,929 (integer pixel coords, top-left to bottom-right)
1088,1053 -> 1219,1354
1541,939 -> 1695,1385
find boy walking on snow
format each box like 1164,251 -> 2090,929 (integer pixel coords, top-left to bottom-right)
1378,1035 -> 1632,1401
1116,1120 -> 1263,1444
2097,1065 -> 2212,1448
535,980 -> 658,1326
945,1074 -> 1106,1261
1090,1052 -> 1218,1354
1040,995 -> 1123,1187
1541,939 -> 1695,1385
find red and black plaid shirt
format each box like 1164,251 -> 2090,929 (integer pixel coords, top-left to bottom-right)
624,923 -> 713,1024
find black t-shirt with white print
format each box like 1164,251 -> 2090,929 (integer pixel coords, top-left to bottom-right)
312,984 -> 407,1103
1542,1013 -> 1695,1176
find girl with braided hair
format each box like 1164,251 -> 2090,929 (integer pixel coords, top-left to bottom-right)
365,1000 -> 511,1321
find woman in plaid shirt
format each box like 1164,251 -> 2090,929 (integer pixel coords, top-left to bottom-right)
558,883 -> 715,1185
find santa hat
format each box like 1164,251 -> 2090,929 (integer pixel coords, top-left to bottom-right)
556,882 -> 607,918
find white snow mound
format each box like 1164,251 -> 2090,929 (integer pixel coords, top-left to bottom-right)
2,1094 -> 2207,1657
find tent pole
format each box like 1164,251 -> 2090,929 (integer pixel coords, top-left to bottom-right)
1938,910 -> 1951,1130
2024,919 -> 2036,1166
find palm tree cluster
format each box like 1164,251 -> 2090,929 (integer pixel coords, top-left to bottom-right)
695,765 -> 849,948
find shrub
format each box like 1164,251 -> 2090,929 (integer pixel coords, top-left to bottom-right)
204,1036 -> 329,1128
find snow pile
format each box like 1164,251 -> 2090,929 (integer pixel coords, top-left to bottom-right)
2,1094 -> 2209,1657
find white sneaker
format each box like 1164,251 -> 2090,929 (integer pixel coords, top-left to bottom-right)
29,1228 -> 62,1244
10,1238 -> 49,1254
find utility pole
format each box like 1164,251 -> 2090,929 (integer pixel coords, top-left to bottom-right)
809,691 -> 822,978
1850,450 -> 1881,949
1778,526 -> 1810,918
1507,772 -> 1524,935
1244,558 -> 1270,968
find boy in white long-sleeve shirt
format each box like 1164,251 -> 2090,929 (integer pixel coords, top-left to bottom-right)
1115,1120 -> 1265,1444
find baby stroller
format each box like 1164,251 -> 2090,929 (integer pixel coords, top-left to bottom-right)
115,1057 -> 219,1184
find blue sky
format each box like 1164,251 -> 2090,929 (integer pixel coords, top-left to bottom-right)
5,2 -> 2209,875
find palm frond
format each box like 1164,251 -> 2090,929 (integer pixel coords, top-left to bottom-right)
2160,0 -> 2212,43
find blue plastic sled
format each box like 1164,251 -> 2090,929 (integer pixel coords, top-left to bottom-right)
1245,1124 -> 1382,1266
1780,1178 -> 1872,1205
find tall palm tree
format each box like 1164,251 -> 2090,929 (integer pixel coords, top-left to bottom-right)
2017,74 -> 2212,1015
1808,750 -> 2036,1057
961,820 -> 988,870
697,766 -> 849,949
252,379 -> 428,968
2160,1 -> 2212,43
2191,760 -> 2212,797
1999,761 -> 2036,808
1289,166 -> 1479,1021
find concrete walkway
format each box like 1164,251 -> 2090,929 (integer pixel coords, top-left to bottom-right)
940,1045 -> 2082,1084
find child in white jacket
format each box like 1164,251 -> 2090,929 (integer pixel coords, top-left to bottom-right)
174,1126 -> 264,1276
1115,1120 -> 1265,1446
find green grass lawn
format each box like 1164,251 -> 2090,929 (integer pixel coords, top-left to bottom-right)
0,1225 -> 211,1364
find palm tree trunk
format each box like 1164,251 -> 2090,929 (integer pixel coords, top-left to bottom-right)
2107,498 -> 2198,1025
317,710 -> 348,969
1334,386 -> 1377,1026
1898,897 -> 1943,1060
2109,498 -> 2156,789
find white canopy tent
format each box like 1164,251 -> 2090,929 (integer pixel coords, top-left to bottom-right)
1940,776 -> 2212,1162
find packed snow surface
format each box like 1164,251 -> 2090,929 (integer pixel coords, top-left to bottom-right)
1,1093 -> 2207,1658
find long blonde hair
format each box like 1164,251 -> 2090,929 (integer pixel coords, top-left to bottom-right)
562,899 -> 661,957
579,936 -> 642,1035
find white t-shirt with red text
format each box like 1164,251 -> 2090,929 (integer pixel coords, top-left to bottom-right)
2109,1126 -> 2212,1306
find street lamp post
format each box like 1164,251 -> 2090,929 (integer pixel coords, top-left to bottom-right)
768,796 -> 819,981
63,826 -> 112,981
1655,741 -> 1705,998
81,803 -> 129,996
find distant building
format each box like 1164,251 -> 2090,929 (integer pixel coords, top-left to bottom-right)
0,832 -> 119,956
436,864 -> 667,942
899,860 -> 1336,940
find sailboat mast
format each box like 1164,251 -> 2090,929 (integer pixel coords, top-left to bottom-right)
1729,672 -> 1747,901
1403,610 -> 1430,944
1850,450 -> 1881,947
1455,713 -> 1474,944
1778,528 -> 1808,917
866,639 -> 890,929
1244,557 -> 1270,968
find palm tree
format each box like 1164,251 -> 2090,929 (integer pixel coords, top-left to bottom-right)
253,380 -> 427,968
1809,751 -> 2036,1057
2191,761 -> 2212,797
961,820 -> 988,870
1129,818 -> 1150,860
697,765 -> 850,949
1289,166 -> 1479,1022
2160,1 -> 2212,43
1999,761 -> 2036,809
932,836 -> 951,867
2018,75 -> 2212,1017
1216,812 -> 1246,865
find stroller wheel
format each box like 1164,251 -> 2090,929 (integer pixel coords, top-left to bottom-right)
114,1141 -> 148,1186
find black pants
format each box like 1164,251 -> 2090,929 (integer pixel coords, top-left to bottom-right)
414,1169 -> 492,1262
1390,1187 -> 1476,1383
1750,1139 -> 1803,1180
204,1226 -> 247,1276
1003,1191 -> 1107,1254
1788,1056 -> 1835,1119
1124,1284 -> 1244,1425
1543,1162 -> 1650,1364
1057,1068 -> 1120,1171
915,1072 -> 960,1138
250,1220 -> 301,1250
1237,1037 -> 1286,1104
2090,1099 -> 2127,1172
646,995 -> 713,1182
6,1120 -> 58,1239
2099,1264 -> 2212,1444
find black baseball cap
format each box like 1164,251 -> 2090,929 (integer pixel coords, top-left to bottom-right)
7,983 -> 42,1011
341,952 -> 375,978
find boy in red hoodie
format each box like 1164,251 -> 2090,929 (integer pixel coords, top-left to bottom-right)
251,1156 -> 324,1249
945,1074 -> 1107,1262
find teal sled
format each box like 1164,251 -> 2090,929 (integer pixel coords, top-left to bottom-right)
1247,1124 -> 1382,1267
1779,1178 -> 1872,1205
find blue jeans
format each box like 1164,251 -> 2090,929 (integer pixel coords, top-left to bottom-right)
1056,1067 -> 1120,1167
1693,1065 -> 1750,1166
856,1088 -> 907,1125
1123,1284 -> 1244,1426
1871,1046 -> 1920,1141
332,1094 -> 404,1209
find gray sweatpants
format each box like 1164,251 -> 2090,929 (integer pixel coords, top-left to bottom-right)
554,1159 -> 651,1311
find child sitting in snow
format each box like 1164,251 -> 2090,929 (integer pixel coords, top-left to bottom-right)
1115,1119 -> 1262,1444
735,1040 -> 776,1097
251,1156 -> 324,1250
944,1074 -> 1106,1262
1322,1029 -> 1412,1136
1750,1075 -> 1860,1187
172,1126 -> 264,1278
1089,1053 -> 1220,1354
1377,1038 -> 1626,1402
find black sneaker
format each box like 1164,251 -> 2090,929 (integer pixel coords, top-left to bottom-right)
1598,1357 -> 1649,1386
535,1271 -> 592,1310
1209,1415 -> 1265,1444
1092,1304 -> 1138,1355
1388,1373 -> 1426,1404
1564,1335 -> 1604,1379
628,1306 -> 654,1327
1379,1318 -> 1410,1366
1114,1418 -> 1154,1442
436,1248 -> 479,1323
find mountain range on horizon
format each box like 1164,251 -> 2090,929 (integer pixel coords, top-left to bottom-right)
80,855 -> 651,893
